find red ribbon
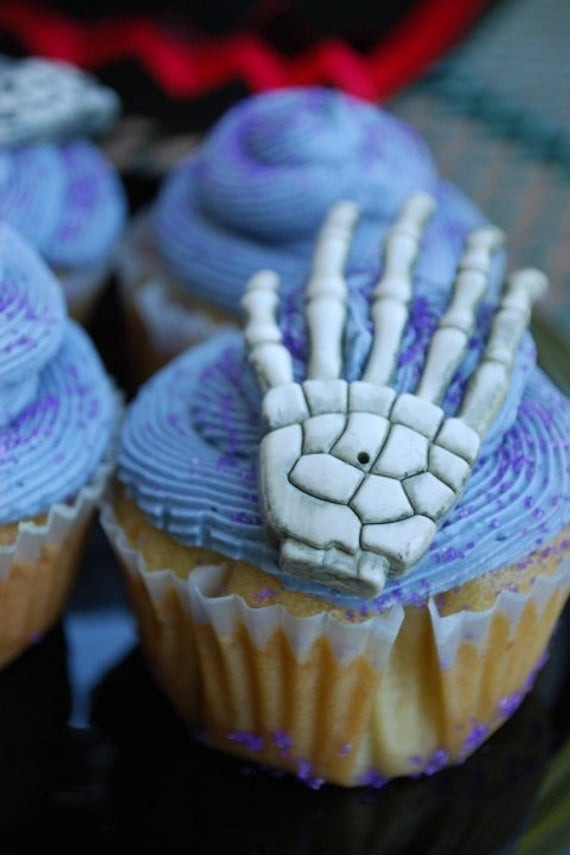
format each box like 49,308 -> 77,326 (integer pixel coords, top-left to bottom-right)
0,0 -> 491,101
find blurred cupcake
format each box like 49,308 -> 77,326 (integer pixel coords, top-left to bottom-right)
102,110 -> 570,788
116,85 -> 487,384
0,221 -> 121,669
0,55 -> 128,324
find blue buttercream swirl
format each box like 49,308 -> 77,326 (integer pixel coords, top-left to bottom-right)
0,222 -> 117,524
0,139 -> 126,270
0,223 -> 65,425
152,87 -> 493,315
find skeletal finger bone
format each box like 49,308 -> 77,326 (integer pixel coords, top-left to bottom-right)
241,269 -> 293,390
306,200 -> 359,380
459,268 -> 548,436
362,192 -> 435,385
416,225 -> 505,403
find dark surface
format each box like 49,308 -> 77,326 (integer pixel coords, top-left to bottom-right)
0,583 -> 567,853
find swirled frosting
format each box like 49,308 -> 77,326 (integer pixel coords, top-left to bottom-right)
0,139 -> 126,270
0,222 -> 118,524
153,87 -> 491,314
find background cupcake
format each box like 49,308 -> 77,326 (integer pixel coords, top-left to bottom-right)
0,55 -> 128,325
115,85 -> 488,385
101,102 -> 570,786
0,220 -> 121,670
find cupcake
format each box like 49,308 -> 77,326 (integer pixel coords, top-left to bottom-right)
116,85 -> 489,385
0,55 -> 128,324
101,110 -> 570,788
0,221 -> 121,670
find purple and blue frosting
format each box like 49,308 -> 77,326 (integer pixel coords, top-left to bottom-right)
0,222 -> 118,524
0,56 -> 127,276
0,139 -> 126,272
153,87 -> 491,315
118,88 -> 570,608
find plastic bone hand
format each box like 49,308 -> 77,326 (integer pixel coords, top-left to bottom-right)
0,56 -> 120,146
241,195 -> 548,598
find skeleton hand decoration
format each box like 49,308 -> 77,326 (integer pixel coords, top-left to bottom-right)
241,195 -> 548,598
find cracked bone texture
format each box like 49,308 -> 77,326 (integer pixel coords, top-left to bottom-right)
362,515 -> 437,571
243,192 -> 548,598
303,379 -> 348,415
302,414 -> 346,454
372,424 -> 430,479
331,412 -> 390,470
348,382 -> 396,417
351,474 -> 414,524
391,394 -> 443,440
428,445 -> 471,492
263,383 -> 310,430
290,453 -> 365,505
403,472 -> 456,521
260,425 -> 362,554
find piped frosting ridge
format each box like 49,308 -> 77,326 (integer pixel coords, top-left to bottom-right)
0,140 -> 126,270
0,222 -> 118,524
153,87 -> 490,314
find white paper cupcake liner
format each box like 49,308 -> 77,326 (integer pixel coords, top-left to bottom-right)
101,494 -> 570,784
0,459 -> 113,579
428,561 -> 570,668
100,497 -> 570,675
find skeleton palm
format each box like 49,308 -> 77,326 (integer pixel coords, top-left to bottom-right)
242,194 -> 547,598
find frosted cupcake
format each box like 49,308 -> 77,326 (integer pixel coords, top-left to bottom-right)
0,55 -> 128,324
102,118 -> 570,788
116,85 -> 489,384
0,221 -> 121,669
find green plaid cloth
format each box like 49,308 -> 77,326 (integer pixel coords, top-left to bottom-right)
388,0 -> 570,396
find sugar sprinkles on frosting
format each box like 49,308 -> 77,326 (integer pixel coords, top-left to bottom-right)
0,222 -> 117,524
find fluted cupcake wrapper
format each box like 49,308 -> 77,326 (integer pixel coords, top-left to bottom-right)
0,387 -> 123,670
100,497 -> 570,787
1,457 -> 114,574
0,456 -> 114,668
